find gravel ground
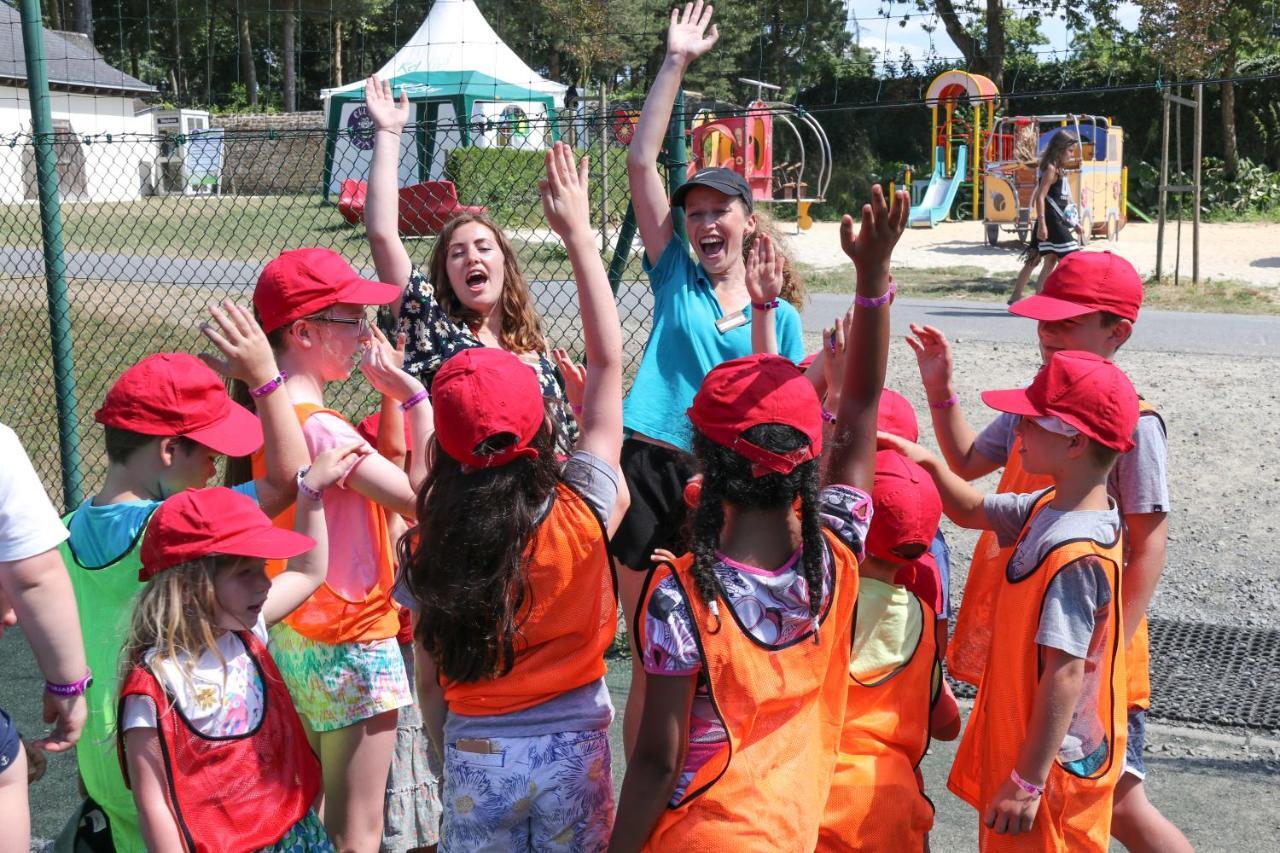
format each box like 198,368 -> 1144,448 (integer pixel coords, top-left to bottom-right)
806,331 -> 1280,628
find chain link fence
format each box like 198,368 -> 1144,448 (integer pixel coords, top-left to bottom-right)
0,109 -> 657,507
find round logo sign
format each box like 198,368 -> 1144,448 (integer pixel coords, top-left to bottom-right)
347,106 -> 375,150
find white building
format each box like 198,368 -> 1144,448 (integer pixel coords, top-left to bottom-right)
0,4 -> 156,203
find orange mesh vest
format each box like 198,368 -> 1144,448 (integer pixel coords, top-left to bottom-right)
252,403 -> 399,644
819,588 -> 938,852
947,490 -> 1128,853
638,529 -> 859,852
949,402 -> 1160,711
444,482 -> 617,716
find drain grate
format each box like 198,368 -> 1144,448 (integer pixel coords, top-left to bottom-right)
947,618 -> 1280,732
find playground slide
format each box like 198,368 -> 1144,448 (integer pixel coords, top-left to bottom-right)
909,145 -> 968,227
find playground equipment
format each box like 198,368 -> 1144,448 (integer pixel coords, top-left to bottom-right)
910,70 -> 999,227
336,179 -> 488,237
685,79 -> 832,230
982,114 -> 1127,246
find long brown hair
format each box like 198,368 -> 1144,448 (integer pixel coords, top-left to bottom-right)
1040,130 -> 1077,174
743,210 -> 807,310
427,213 -> 547,355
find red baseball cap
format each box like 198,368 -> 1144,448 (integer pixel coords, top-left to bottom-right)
432,347 -> 545,470
877,388 -> 919,443
865,449 -> 942,563
894,551 -> 944,615
139,487 -> 315,581
94,353 -> 263,457
981,350 -> 1138,452
254,248 -> 401,333
688,354 -> 823,477
1009,250 -> 1143,322
356,411 -> 412,448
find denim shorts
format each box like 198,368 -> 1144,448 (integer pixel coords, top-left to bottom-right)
0,707 -> 20,777
1124,709 -> 1147,779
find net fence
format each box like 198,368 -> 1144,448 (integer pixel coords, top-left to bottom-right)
0,108 -> 656,504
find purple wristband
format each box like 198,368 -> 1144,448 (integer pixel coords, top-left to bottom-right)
752,299 -> 780,311
296,467 -> 323,502
853,277 -> 897,309
250,371 -> 288,398
571,403 -> 584,415
400,388 -> 430,412
929,393 -> 959,410
46,670 -> 92,697
821,407 -> 837,424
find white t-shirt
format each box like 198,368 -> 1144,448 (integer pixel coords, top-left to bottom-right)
121,616 -> 269,738
0,423 -> 69,562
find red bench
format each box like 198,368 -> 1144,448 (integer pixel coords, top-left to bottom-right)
337,179 -> 488,237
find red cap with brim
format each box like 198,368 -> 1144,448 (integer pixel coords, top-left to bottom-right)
95,352 -> 263,458
877,388 -> 919,443
866,450 -> 941,562
255,248 -> 401,333
1009,250 -> 1143,322
980,350 -> 1138,453
432,347 -> 544,470
139,487 -> 315,581
689,354 -> 823,477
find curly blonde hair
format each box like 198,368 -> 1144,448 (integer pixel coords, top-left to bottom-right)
743,210 -> 807,310
427,213 -> 548,355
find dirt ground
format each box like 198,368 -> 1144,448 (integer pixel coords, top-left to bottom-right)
785,219 -> 1280,286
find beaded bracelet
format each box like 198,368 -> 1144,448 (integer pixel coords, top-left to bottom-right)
1010,769 -> 1044,798
46,669 -> 93,697
400,389 -> 430,412
296,467 -> 323,502
853,277 -> 897,309
250,371 -> 288,398
929,393 -> 959,410
752,299 -> 780,311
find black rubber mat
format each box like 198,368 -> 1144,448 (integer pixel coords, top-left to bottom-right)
947,618 -> 1280,733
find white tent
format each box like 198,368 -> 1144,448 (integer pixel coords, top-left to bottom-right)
322,0 -> 566,193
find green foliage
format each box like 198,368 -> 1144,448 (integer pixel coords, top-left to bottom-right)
1130,156 -> 1280,219
445,146 -> 631,229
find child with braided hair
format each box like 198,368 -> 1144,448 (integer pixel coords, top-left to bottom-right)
609,185 -> 908,852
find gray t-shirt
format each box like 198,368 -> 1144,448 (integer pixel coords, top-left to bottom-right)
398,450 -> 621,742
974,411 -> 1170,515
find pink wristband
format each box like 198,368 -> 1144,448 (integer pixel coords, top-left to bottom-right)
250,371 -> 288,398
853,277 -> 897,309
400,389 -> 430,412
46,669 -> 93,697
571,403 -> 584,415
1010,769 -> 1044,797
929,393 -> 959,410
752,299 -> 780,311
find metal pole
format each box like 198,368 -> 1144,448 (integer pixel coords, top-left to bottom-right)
20,0 -> 82,509
598,79 -> 609,254
1156,91 -> 1170,282
1192,83 -> 1203,284
666,89 -> 688,246
608,201 -> 637,295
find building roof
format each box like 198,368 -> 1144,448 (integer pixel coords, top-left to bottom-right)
0,4 -> 156,97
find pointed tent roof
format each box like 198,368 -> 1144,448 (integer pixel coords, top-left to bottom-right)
323,0 -> 564,102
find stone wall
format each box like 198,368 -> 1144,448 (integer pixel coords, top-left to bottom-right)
211,112 -> 326,195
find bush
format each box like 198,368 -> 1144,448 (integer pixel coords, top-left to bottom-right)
446,146 -> 631,230
1131,156 -> 1280,220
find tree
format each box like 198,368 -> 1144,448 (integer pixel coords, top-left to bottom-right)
282,0 -> 297,112
238,5 -> 258,108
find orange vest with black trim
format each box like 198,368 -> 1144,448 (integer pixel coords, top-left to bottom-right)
638,529 -> 859,852
948,402 -> 1161,710
819,584 -> 938,852
444,481 -> 617,716
253,403 -> 399,645
948,489 -> 1128,853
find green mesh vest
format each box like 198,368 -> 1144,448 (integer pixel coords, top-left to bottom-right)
59,507 -> 154,853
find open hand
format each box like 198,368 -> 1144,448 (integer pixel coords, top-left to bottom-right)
983,775 -> 1043,835
552,348 -> 586,411
199,300 -> 278,386
364,75 -> 410,134
360,327 -> 424,404
745,235 -> 784,305
303,442 -> 372,493
839,184 -> 909,272
876,430 -> 936,467
539,142 -> 592,239
31,692 -> 85,753
903,323 -> 954,397
666,1 -> 719,65
822,310 -> 855,394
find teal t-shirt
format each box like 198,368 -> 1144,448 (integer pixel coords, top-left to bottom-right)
622,237 -> 805,452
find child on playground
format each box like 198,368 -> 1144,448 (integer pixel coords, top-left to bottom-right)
117,454 -> 362,852
0,424 -> 89,853
817,449 -> 960,852
249,246 -> 437,851
883,349 -> 1138,850
908,250 -> 1190,852
1010,130 -> 1082,304
400,142 -> 625,851
609,185 -> 906,851
362,74 -> 579,454
615,0 -> 807,753
58,306 -> 311,853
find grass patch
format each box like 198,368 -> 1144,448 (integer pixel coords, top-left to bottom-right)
798,263 -> 1280,315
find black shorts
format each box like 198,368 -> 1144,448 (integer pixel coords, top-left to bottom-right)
612,437 -> 696,569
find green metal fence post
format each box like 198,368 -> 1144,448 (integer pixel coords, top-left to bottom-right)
608,201 -> 636,295
20,0 -> 83,509
665,89 -> 688,245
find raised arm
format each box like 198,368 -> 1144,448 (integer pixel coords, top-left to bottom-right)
905,324 -> 1001,481
877,432 -> 990,530
746,235 -> 784,355
627,2 -> 719,265
824,186 -> 907,494
364,75 -> 414,311
540,143 -> 624,483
